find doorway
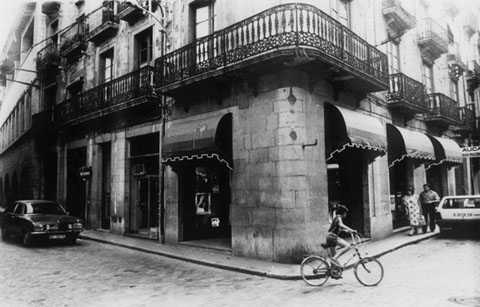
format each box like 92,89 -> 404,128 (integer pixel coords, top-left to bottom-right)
135,176 -> 159,235
389,159 -> 409,229
426,165 -> 445,197
101,143 -> 111,229
66,147 -> 87,220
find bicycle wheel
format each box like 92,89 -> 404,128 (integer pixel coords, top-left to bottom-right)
354,257 -> 384,286
300,256 -> 330,287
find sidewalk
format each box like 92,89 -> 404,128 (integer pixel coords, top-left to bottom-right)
79,228 -> 439,280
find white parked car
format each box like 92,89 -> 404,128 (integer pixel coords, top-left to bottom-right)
436,195 -> 480,233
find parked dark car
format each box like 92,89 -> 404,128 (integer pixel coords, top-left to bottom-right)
0,200 -> 83,245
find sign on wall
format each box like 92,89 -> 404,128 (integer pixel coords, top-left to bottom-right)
462,146 -> 480,158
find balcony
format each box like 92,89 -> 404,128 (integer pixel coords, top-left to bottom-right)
386,73 -> 428,114
54,66 -> 157,127
382,0 -> 416,38
86,2 -> 119,45
60,18 -> 88,62
424,93 -> 460,126
447,53 -> 467,81
117,0 -> 156,25
154,3 -> 388,97
36,42 -> 61,73
42,1 -> 60,15
451,105 -> 476,135
466,60 -> 480,99
417,18 -> 448,65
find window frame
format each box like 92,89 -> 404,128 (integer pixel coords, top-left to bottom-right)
99,48 -> 114,84
191,0 -> 215,40
134,27 -> 153,69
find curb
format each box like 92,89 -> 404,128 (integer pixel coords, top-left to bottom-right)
79,231 -> 439,280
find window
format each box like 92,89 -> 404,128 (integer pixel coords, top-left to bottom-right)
49,19 -> 59,48
450,80 -> 459,102
387,42 -> 400,74
100,49 -> 114,83
21,20 -> 34,61
422,63 -> 434,94
331,0 -> 351,28
13,203 -> 25,215
193,2 -> 215,39
135,28 -> 153,68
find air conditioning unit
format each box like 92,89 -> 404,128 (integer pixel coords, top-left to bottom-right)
133,164 -> 146,176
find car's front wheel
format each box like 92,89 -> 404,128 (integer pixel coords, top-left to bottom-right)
65,235 -> 78,245
1,227 -> 10,241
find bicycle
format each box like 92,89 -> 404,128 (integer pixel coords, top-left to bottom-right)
300,232 -> 384,287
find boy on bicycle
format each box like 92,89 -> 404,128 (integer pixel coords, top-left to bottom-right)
325,204 -> 356,262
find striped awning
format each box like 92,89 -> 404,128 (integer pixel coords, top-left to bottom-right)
325,104 -> 387,160
426,135 -> 463,168
387,124 -> 436,167
162,112 -> 233,170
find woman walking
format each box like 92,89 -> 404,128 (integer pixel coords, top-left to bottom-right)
403,187 -> 421,236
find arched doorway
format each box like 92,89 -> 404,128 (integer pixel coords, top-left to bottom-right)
0,177 -> 3,206
20,166 -> 33,200
11,172 -> 18,202
5,174 -> 10,204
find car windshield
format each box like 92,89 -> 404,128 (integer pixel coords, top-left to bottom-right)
26,202 -> 67,215
441,198 -> 480,209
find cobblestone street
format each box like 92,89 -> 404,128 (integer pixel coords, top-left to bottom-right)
0,234 -> 479,307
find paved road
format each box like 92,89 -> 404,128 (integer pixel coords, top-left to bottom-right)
0,234 -> 479,307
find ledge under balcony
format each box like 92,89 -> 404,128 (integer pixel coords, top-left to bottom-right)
382,0 -> 416,38
53,66 -> 158,128
60,18 -> 88,62
36,42 -> 61,74
117,0 -> 156,25
42,1 -> 60,15
424,93 -> 460,126
386,73 -> 428,114
417,18 -> 448,65
447,53 -> 467,81
86,2 -> 119,45
154,3 -> 389,99
451,105 -> 476,136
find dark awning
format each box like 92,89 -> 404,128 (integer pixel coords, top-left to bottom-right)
162,112 -> 233,170
387,124 -> 436,167
325,103 -> 387,160
426,135 -> 463,168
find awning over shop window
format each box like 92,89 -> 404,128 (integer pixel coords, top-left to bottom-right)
162,112 -> 233,170
426,135 -> 463,168
325,103 -> 387,160
387,124 -> 436,167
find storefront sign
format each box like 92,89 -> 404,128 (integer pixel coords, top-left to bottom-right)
79,166 -> 92,179
462,146 -> 480,158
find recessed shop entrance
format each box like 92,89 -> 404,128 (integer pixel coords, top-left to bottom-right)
162,112 -> 233,249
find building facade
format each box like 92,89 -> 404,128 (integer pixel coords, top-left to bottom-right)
0,0 -> 479,263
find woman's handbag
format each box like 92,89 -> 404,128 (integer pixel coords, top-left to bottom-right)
418,215 -> 427,227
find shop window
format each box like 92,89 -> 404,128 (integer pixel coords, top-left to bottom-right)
135,28 -> 153,68
100,48 -> 114,83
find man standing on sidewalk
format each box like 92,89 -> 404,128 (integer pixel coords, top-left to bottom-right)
419,184 -> 441,233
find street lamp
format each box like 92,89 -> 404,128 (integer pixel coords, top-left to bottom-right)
126,0 -> 170,244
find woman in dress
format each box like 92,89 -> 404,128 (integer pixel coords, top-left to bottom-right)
403,187 -> 421,236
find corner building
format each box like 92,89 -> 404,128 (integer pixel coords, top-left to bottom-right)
0,0 -> 478,264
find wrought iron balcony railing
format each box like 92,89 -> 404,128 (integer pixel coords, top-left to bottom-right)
54,66 -> 156,125
60,18 -> 88,61
155,3 -> 388,93
118,0 -> 156,24
425,93 -> 460,124
382,0 -> 416,37
86,2 -> 119,45
417,18 -> 448,64
386,73 -> 428,113
466,60 -> 480,98
36,42 -> 61,72
452,105 -> 476,133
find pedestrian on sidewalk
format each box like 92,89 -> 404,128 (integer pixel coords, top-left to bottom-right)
403,187 -> 421,236
419,184 -> 440,233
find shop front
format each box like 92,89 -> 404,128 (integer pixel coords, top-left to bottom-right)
129,133 -> 160,239
426,135 -> 463,197
386,125 -> 435,229
162,112 -> 232,248
325,103 -> 387,236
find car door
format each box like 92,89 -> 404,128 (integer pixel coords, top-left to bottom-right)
1,203 -> 18,233
11,203 -> 25,236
